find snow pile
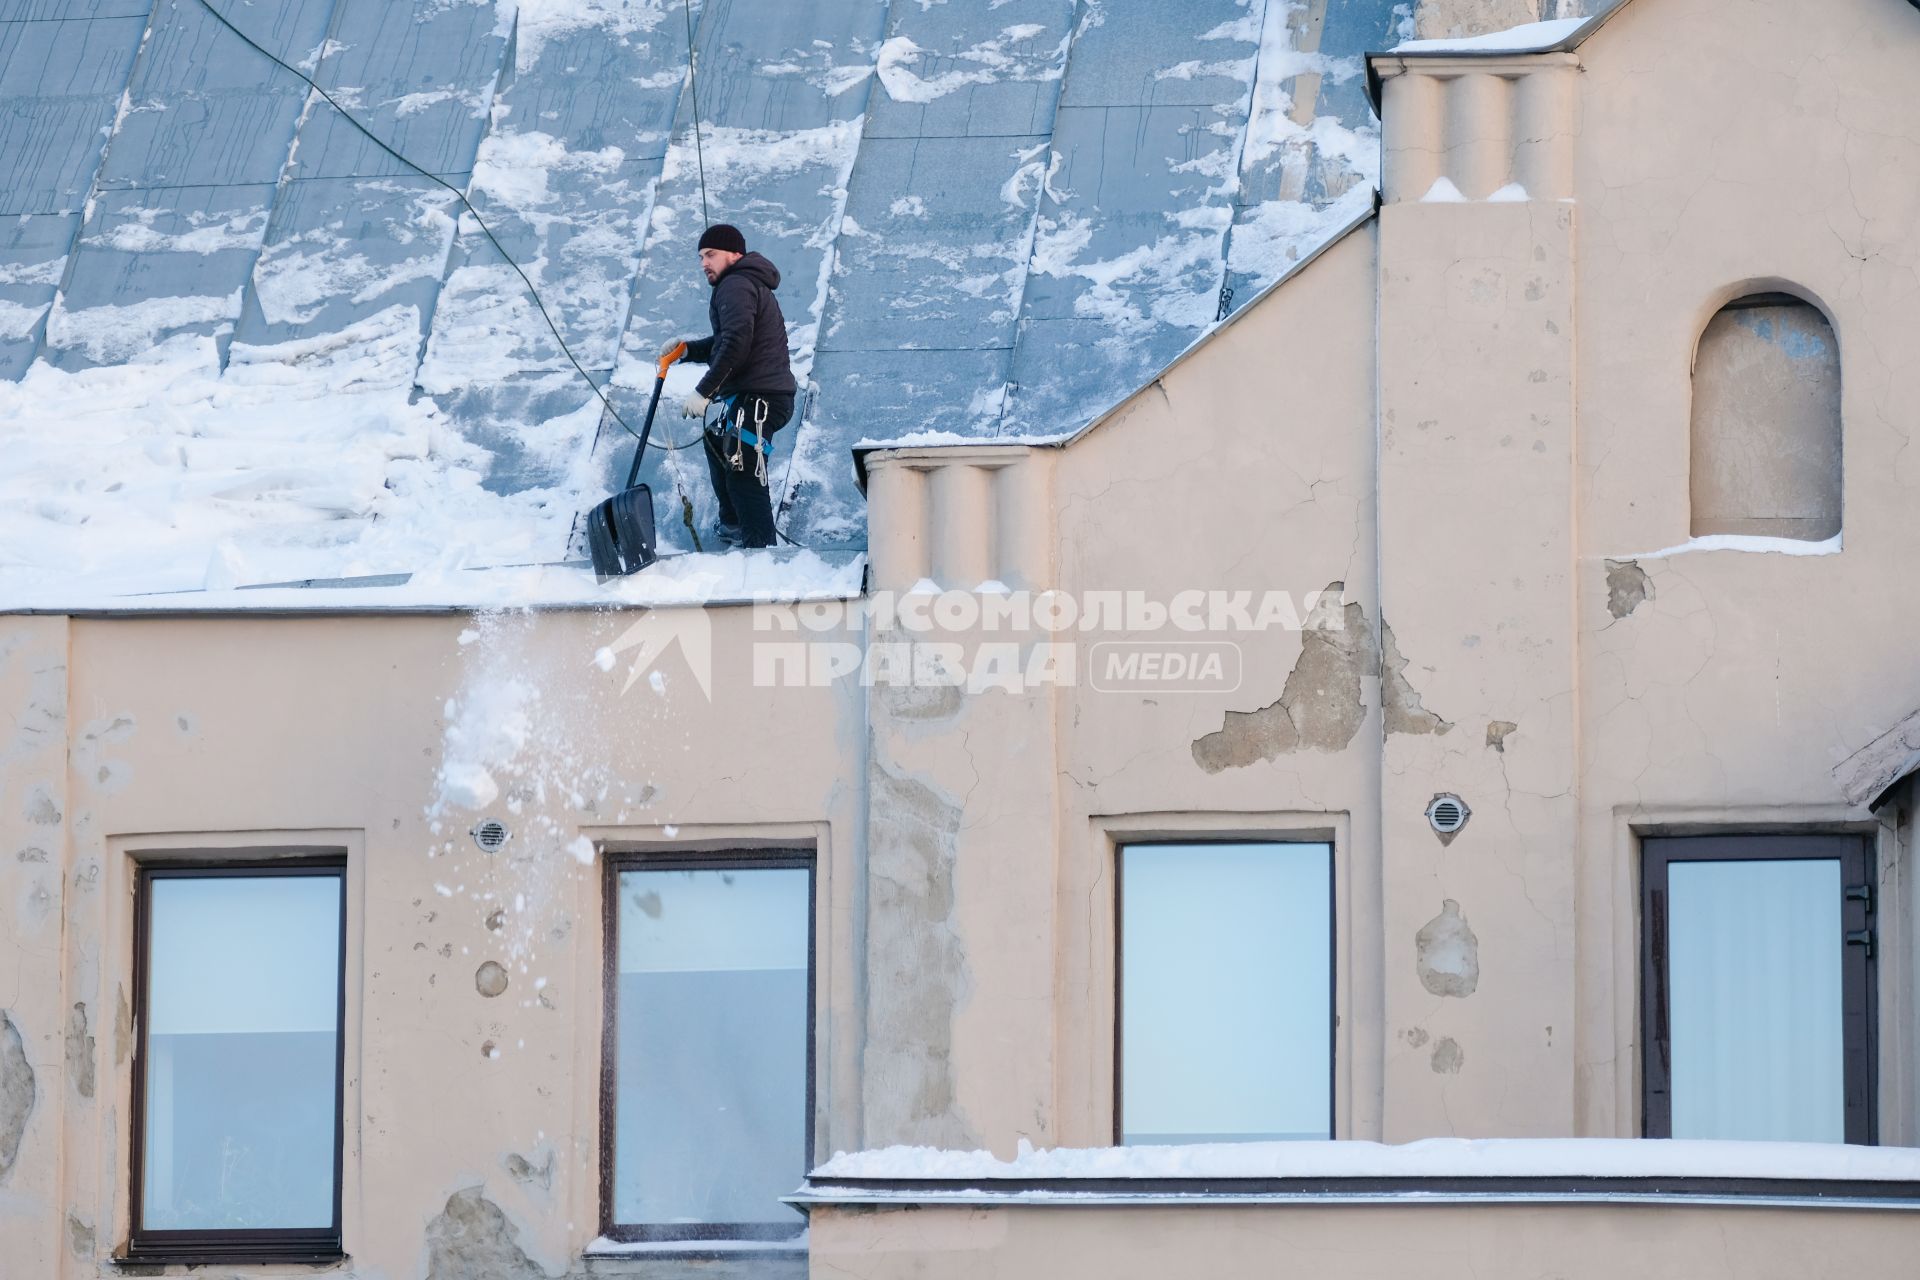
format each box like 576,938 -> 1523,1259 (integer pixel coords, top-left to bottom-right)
814,1136 -> 1920,1184
0,332 -> 575,603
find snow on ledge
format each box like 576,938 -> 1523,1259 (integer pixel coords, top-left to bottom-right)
854,429 -> 1075,452
2,549 -> 867,615
1389,16 -> 1590,54
585,1233 -> 806,1257
1620,533 -> 1843,561
812,1137 -> 1920,1184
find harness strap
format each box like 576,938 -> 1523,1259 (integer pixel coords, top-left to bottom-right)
712,395 -> 778,459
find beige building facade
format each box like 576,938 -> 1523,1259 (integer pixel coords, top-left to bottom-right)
4,0 -> 1920,1274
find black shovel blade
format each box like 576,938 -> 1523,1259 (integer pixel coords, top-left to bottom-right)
585,483 -> 659,579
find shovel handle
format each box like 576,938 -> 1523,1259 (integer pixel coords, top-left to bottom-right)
657,340 -> 686,378
624,343 -> 688,489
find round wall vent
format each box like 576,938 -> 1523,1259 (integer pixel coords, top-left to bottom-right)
472,819 -> 510,852
1426,794 -> 1470,837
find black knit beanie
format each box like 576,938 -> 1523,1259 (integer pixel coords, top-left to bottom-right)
697,223 -> 746,255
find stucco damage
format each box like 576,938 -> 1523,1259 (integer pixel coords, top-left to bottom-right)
426,1188 -> 550,1280
862,759 -> 975,1147
1415,900 -> 1481,998
1192,586 -> 1452,772
0,1011 -> 32,1181
1603,559 -> 1651,619
64,1002 -> 93,1100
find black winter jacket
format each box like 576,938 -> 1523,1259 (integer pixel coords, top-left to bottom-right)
685,252 -> 797,399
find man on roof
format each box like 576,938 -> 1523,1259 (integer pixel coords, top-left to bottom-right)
667,224 -> 798,550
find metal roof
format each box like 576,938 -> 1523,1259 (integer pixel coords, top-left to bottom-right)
1,0 -> 1400,556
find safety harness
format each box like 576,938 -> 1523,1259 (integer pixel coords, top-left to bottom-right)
710,393 -> 775,485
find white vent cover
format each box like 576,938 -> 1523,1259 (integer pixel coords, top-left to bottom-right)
1426,794 -> 1470,837
472,819 -> 510,852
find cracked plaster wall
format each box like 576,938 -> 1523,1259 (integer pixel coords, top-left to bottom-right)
1046,223 -> 1386,1144
0,616 -> 67,1278
1571,0 -> 1920,1139
15,609 -> 858,1276
1376,150 -> 1579,1136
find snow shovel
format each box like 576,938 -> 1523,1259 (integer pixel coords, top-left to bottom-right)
586,342 -> 685,580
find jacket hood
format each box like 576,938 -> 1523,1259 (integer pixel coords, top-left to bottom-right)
717,251 -> 781,291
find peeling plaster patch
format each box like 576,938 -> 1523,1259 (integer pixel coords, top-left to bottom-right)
424,1189 -> 547,1280
1192,585 -> 1370,772
65,1003 -> 94,1099
1431,1037 -> 1465,1074
1486,720 -> 1517,752
0,1011 -> 34,1180
1415,900 -> 1480,998
15,846 -> 46,862
66,1211 -> 93,1259
114,986 -> 132,1068
476,961 -> 510,998
1402,1026 -> 1430,1049
175,713 -> 196,736
486,909 -> 506,931
22,785 -> 60,825
504,1149 -> 553,1190
1381,623 -> 1452,736
1604,559 -> 1651,619
877,679 -> 963,721
864,761 -> 974,1147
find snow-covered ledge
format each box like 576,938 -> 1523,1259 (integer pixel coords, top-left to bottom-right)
792,1139 -> 1920,1208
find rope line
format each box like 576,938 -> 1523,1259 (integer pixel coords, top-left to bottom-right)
682,0 -> 712,227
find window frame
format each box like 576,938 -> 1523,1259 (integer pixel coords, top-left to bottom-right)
1640,833 -> 1877,1143
598,847 -> 817,1245
127,857 -> 349,1265
1112,837 -> 1338,1147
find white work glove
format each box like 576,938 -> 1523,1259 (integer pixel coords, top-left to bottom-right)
680,390 -> 711,420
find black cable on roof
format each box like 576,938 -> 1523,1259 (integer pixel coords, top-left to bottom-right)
190,0 -> 706,451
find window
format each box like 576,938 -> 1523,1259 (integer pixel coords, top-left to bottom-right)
601,852 -> 813,1242
1690,293 -> 1842,541
1116,841 -> 1333,1145
130,860 -> 347,1263
1642,835 -> 1875,1143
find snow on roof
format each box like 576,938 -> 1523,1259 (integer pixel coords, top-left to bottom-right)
811,1137 -> 1920,1185
0,546 -> 865,616
0,0 -> 1400,609
1388,15 -> 1593,54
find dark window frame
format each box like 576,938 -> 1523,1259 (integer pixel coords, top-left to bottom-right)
1112,837 -> 1338,1147
127,856 -> 349,1266
1640,833 -> 1877,1143
598,847 -> 816,1245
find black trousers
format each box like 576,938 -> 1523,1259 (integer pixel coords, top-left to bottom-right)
702,391 -> 794,549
